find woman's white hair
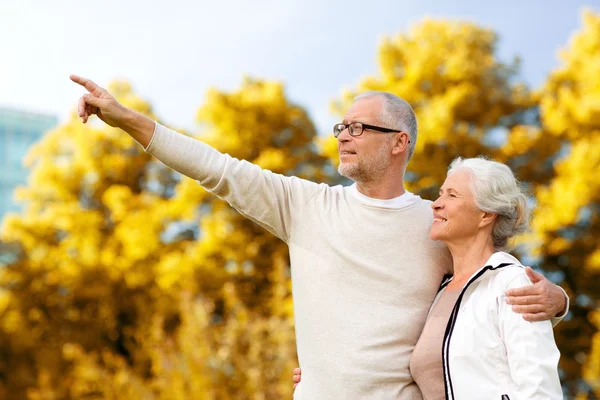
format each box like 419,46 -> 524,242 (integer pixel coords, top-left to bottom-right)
448,157 -> 530,251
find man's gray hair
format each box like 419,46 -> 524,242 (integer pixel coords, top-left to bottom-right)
448,157 -> 530,251
354,91 -> 418,161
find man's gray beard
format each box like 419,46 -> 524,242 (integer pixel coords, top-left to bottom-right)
338,144 -> 392,183
338,162 -> 364,182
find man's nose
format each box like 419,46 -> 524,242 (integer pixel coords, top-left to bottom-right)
337,127 -> 351,142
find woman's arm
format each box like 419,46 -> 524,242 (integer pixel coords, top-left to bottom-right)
499,273 -> 563,399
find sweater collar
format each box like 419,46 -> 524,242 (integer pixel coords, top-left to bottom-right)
349,183 -> 420,209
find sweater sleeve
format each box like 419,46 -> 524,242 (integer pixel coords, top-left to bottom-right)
498,273 -> 563,399
550,286 -> 570,327
144,122 -> 323,242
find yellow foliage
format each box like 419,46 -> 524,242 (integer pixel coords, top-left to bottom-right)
0,76 -> 322,398
529,10 -> 600,397
540,10 -> 600,139
533,136 -> 600,238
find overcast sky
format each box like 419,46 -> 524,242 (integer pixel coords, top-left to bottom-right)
1,0 -> 598,134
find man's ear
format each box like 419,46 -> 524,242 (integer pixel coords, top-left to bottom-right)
391,132 -> 410,155
479,212 -> 497,229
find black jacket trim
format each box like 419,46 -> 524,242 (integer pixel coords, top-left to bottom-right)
438,273 -> 453,293
442,262 -> 518,399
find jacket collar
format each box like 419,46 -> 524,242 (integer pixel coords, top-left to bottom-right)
440,251 -> 522,290
483,251 -> 522,269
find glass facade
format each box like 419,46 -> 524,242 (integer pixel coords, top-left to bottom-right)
0,107 -> 57,219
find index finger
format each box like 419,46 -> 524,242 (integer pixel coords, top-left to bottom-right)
70,74 -> 102,95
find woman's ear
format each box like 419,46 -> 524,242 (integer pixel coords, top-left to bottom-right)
479,212 -> 497,229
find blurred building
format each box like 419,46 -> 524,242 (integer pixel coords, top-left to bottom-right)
0,107 -> 57,219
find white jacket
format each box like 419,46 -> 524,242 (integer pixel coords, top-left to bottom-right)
434,252 -> 563,399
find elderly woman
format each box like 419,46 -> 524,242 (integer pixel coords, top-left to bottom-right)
409,157 -> 562,399
293,157 -> 563,399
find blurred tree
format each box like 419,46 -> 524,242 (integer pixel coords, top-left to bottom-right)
531,10 -> 600,398
0,77 -> 328,399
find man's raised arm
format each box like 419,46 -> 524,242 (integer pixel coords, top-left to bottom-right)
70,75 -> 323,242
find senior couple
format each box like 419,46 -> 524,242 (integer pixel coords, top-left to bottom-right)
71,74 -> 566,399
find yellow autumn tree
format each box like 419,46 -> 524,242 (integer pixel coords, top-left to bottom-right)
0,77 -> 328,399
531,10 -> 600,398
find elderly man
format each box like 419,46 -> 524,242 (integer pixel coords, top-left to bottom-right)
71,75 -> 567,399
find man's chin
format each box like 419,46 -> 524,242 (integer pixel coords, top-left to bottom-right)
337,163 -> 350,176
338,164 -> 359,180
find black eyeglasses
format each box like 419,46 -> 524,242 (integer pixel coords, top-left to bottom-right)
333,122 -> 407,140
